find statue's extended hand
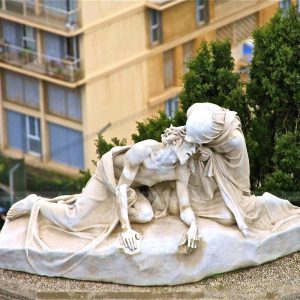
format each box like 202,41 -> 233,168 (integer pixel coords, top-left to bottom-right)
180,223 -> 200,255
121,229 -> 141,252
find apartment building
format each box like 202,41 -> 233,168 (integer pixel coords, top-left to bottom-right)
0,0 -> 282,174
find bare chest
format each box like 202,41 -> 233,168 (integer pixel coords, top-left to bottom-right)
133,159 -> 178,187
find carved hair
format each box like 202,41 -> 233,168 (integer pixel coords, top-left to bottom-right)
161,125 -> 186,147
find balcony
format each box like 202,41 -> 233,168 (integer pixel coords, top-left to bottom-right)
0,41 -> 83,82
0,0 -> 80,32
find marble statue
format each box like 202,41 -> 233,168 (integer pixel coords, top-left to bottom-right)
0,102 -> 300,286
7,126 -> 200,255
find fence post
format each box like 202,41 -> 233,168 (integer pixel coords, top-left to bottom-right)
9,163 -> 20,204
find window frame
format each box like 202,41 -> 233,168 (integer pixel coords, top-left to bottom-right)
4,71 -> 40,109
165,96 -> 179,118
149,9 -> 162,46
22,25 -> 36,51
46,83 -> 82,122
195,0 -> 206,25
25,115 -> 41,156
279,0 -> 291,10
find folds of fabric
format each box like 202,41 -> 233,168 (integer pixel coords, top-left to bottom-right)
24,146 -> 137,276
187,103 -> 300,237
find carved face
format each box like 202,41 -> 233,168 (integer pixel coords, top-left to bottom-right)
176,140 -> 196,165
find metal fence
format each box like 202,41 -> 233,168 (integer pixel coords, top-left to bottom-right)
1,0 -> 80,31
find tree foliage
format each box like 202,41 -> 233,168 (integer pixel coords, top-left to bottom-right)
93,7 -> 299,194
247,5 -> 300,187
180,40 -> 250,131
263,131 -> 300,191
95,134 -> 127,160
132,111 -> 173,143
131,39 -> 249,143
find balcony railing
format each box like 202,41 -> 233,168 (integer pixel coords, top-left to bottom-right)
0,0 -> 80,32
0,41 -> 83,82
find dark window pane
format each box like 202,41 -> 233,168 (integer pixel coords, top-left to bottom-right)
151,10 -> 158,25
29,117 -> 36,135
152,28 -> 159,42
29,138 -> 41,154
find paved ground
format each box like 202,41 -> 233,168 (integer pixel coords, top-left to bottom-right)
0,251 -> 300,299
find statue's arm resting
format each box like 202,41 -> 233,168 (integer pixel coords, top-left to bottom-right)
116,153 -> 143,252
176,180 -> 199,253
176,180 -> 197,227
116,165 -> 138,232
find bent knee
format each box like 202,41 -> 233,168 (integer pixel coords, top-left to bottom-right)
217,212 -> 236,226
140,209 -> 154,223
218,216 -> 236,226
210,209 -> 236,226
132,209 -> 154,224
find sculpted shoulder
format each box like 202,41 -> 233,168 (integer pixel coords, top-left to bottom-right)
124,140 -> 162,167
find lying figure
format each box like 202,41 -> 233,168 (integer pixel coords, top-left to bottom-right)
7,125 -> 200,258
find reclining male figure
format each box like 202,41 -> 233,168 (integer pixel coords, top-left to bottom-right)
7,126 -> 200,254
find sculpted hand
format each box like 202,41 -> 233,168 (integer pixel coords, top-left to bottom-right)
121,229 -> 141,252
180,223 -> 200,255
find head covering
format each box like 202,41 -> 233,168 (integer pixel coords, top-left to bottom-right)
185,103 -> 227,144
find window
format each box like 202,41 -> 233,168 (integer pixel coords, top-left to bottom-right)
48,123 -> 84,169
6,110 -> 26,151
65,36 -> 79,60
149,9 -> 162,45
46,84 -> 81,121
2,21 -> 36,50
43,32 -> 65,59
6,110 -> 41,155
26,116 -> 41,155
43,0 -> 76,12
2,20 -> 22,47
43,0 -> 78,27
183,40 -> 195,74
22,25 -> 36,51
164,49 -> 175,88
165,97 -> 178,118
280,0 -> 291,10
44,33 -> 79,60
4,71 -> 39,108
195,0 -> 208,25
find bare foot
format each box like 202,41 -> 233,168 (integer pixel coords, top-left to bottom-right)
7,194 -> 39,220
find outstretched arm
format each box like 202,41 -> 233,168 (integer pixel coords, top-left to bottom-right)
176,178 -> 199,254
116,145 -> 152,252
116,163 -> 140,252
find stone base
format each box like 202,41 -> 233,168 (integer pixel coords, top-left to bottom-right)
0,215 -> 300,286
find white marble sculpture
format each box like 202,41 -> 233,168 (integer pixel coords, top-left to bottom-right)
0,102 -> 300,285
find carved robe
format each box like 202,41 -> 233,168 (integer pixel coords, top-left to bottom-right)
185,102 -> 300,236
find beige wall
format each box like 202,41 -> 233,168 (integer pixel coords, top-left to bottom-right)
258,3 -> 279,27
162,1 -> 196,43
80,1 -> 140,26
82,11 -> 146,74
147,53 -> 164,98
209,0 -> 215,20
83,61 -> 148,169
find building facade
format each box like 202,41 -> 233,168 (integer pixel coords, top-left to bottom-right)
0,0 -> 283,174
